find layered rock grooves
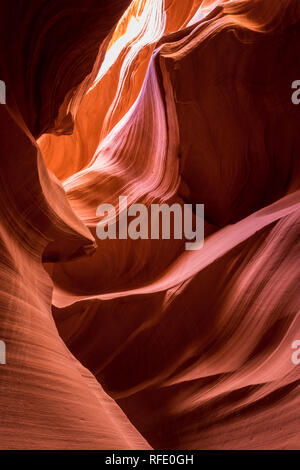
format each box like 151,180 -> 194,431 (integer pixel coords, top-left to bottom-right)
0,0 -> 299,449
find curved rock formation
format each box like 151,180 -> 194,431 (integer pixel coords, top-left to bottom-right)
0,0 -> 299,450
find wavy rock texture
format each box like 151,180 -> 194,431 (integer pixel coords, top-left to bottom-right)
0,0 -> 300,450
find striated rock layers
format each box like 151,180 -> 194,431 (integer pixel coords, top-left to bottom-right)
0,0 -> 299,449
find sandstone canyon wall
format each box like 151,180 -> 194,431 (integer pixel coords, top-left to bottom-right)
0,0 -> 299,450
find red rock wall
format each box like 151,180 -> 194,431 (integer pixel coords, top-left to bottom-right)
0,0 -> 299,449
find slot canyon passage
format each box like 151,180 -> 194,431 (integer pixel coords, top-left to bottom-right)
0,0 -> 300,450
